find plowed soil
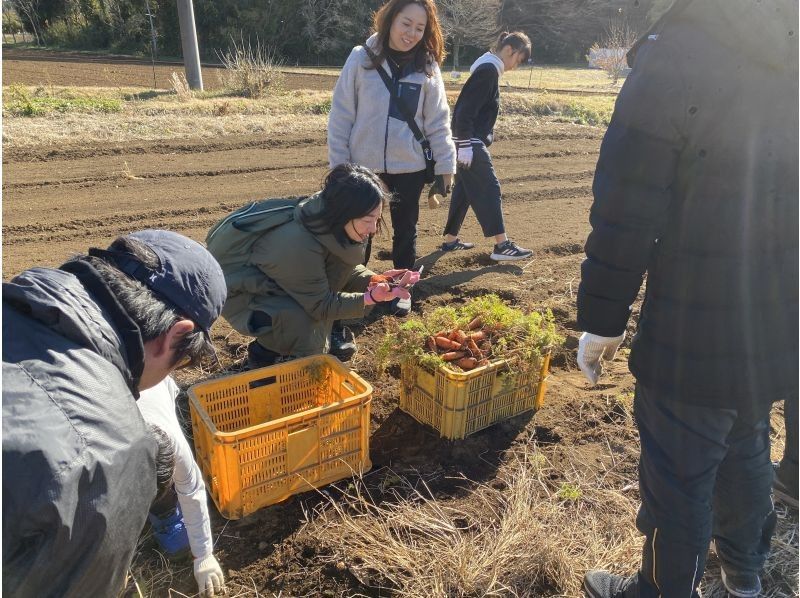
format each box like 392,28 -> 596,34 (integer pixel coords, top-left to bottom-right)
2,51 -> 793,597
2,47 -> 338,90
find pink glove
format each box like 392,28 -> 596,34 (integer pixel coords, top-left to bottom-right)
380,269 -> 420,288
366,282 -> 411,305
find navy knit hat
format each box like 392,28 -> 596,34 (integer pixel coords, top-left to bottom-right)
94,230 -> 227,334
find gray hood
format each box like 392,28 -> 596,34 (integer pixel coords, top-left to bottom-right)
3,267 -> 137,388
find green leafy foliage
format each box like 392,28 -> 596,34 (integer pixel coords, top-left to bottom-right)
4,85 -> 122,116
377,294 -> 563,376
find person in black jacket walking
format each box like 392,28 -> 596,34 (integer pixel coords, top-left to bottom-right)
3,230 -> 227,597
442,31 -> 533,262
576,1 -> 798,597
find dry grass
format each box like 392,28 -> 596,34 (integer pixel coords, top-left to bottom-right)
169,72 -> 193,102
311,403 -> 797,598
446,65 -> 624,93
314,446 -> 641,597
2,84 -> 614,149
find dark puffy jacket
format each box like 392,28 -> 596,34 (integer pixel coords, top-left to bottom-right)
578,0 -> 798,412
3,264 -> 157,597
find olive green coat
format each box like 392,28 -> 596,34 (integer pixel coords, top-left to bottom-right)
222,194 -> 374,356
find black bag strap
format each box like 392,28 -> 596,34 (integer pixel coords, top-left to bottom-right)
364,46 -> 430,148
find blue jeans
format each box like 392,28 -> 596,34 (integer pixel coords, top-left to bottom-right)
633,384 -> 776,597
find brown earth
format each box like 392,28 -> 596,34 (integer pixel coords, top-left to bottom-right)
2,52 -> 793,598
2,47 -> 339,91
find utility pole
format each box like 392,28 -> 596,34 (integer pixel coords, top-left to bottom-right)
177,0 -> 203,90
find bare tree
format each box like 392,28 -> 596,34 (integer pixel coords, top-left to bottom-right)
437,0 -> 502,70
9,0 -> 43,44
501,0 -> 625,62
587,17 -> 638,83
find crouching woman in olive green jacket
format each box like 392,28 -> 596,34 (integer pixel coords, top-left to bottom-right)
219,164 -> 419,367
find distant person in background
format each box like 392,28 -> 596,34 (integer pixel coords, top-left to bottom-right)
441,31 -> 534,262
328,0 -> 456,323
211,164 -> 418,368
574,1 -> 798,597
138,376 -> 226,597
3,230 -> 226,597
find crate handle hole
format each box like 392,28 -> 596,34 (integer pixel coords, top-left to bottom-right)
341,380 -> 356,394
249,375 -> 277,389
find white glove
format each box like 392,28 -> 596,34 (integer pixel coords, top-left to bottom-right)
577,331 -> 625,385
194,554 -> 226,596
456,144 -> 473,168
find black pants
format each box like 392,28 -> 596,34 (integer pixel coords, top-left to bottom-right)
380,170 -> 427,269
632,384 -> 775,597
443,143 -> 505,239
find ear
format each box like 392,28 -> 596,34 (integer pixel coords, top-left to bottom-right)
166,319 -> 196,351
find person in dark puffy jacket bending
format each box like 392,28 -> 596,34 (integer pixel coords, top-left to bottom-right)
3,230 -> 227,597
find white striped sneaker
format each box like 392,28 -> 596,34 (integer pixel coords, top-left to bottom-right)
490,240 -> 533,262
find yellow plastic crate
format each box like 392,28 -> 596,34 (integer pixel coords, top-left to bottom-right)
399,352 -> 550,440
188,355 -> 372,519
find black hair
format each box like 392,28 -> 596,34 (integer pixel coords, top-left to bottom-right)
79,236 -> 212,369
495,31 -> 532,62
301,163 -> 390,242
149,424 -> 176,503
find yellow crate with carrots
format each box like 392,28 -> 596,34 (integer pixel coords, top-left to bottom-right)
378,295 -> 562,440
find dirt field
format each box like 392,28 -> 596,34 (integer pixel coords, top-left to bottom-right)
2,47 -> 339,91
2,51 -> 795,597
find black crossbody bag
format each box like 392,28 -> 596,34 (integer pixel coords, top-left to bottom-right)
365,47 -> 436,183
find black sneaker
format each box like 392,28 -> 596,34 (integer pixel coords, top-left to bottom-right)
490,240 -> 533,262
247,340 -> 283,369
773,461 -> 799,508
441,238 -> 475,251
583,571 -> 638,598
329,326 -> 357,362
720,567 -> 762,598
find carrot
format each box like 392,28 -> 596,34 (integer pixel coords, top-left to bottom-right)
466,338 -> 483,359
434,336 -> 460,350
370,274 -> 390,285
453,329 -> 467,345
456,356 -> 478,370
468,330 -> 486,342
442,350 -> 467,362
467,316 -> 483,330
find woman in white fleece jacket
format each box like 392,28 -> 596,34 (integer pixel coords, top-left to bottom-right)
328,0 -> 456,306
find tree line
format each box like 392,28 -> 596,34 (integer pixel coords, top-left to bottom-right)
4,0 -> 671,65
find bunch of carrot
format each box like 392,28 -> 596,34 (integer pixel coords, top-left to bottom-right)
425,316 -> 497,371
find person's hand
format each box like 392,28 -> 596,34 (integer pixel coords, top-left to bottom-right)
456,145 -> 473,169
428,175 -> 452,209
367,282 -> 411,304
194,554 -> 226,597
577,332 -> 625,385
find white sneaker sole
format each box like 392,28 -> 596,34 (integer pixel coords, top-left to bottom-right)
490,252 -> 533,262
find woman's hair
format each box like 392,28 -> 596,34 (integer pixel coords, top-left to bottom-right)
79,236 -> 213,369
301,163 -> 390,241
369,0 -> 445,77
495,31 -> 532,63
